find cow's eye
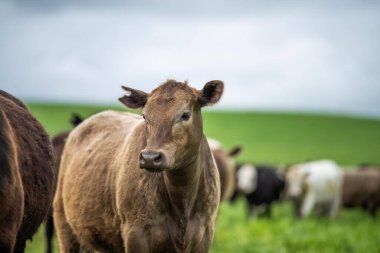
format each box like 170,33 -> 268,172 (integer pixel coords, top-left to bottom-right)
180,112 -> 190,121
142,114 -> 146,121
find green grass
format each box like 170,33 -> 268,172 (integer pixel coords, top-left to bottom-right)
24,103 -> 380,253
212,200 -> 380,253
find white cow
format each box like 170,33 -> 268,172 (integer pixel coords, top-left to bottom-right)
285,160 -> 343,218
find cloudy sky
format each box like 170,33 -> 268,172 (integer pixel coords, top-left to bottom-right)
1,0 -> 379,117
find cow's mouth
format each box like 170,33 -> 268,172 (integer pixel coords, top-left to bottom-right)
144,167 -> 165,173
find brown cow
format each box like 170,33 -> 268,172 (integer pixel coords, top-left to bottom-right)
342,166 -> 380,216
0,90 -> 55,253
54,80 -> 224,253
208,138 -> 242,201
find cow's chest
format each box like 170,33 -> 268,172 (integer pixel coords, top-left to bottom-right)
127,214 -> 207,253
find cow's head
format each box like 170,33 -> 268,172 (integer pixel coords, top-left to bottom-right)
284,165 -> 309,200
236,164 -> 258,194
119,80 -> 224,172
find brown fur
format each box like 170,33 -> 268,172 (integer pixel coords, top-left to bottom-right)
342,167 -> 380,216
0,90 -> 55,253
54,80 -> 223,253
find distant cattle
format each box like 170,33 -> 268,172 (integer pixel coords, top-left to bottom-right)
208,138 -> 242,202
235,164 -> 285,217
54,80 -> 223,253
0,90 -> 56,253
45,113 -> 84,253
285,160 -> 343,218
342,165 -> 380,216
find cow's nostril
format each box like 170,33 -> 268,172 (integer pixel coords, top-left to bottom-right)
139,153 -> 145,163
154,153 -> 162,163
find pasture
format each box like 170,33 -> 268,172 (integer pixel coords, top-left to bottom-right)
25,103 -> 380,253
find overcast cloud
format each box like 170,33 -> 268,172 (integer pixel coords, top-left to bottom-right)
1,0 -> 379,117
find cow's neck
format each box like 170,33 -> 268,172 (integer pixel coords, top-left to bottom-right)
163,138 -> 207,218
162,137 -> 213,252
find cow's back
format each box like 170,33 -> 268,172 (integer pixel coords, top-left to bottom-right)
258,166 -> 284,201
58,110 -> 143,252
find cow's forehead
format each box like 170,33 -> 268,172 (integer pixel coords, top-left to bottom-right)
287,166 -> 304,180
144,96 -> 194,118
144,81 -> 198,115
238,164 -> 256,178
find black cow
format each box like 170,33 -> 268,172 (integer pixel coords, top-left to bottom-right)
232,164 -> 285,217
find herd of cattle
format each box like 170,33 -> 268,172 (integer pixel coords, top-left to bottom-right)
211,140 -> 380,219
1,80 -> 379,253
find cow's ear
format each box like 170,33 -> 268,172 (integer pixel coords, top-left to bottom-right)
119,86 -> 148,109
70,113 -> 83,127
229,146 -> 242,157
198,80 -> 224,107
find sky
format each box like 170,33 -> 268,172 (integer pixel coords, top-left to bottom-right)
1,0 -> 380,118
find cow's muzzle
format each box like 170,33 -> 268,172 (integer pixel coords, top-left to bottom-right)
139,150 -> 167,172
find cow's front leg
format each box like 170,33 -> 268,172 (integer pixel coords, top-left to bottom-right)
300,193 -> 315,218
122,227 -> 149,253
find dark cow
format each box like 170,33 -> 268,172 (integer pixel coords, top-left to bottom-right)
45,113 -> 84,253
54,80 -> 223,253
0,90 -> 55,253
234,164 -> 285,217
342,165 -> 380,216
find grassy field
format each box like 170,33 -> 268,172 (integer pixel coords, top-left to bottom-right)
25,103 -> 380,253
